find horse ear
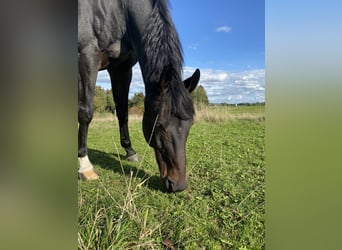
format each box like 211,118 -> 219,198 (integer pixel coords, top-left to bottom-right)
159,65 -> 173,93
184,69 -> 200,93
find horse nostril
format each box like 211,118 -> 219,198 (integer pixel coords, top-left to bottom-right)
165,179 -> 175,193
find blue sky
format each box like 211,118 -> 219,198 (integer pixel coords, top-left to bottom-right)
97,0 -> 265,104
170,0 -> 264,71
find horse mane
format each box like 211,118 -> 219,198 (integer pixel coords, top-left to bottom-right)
142,0 -> 195,120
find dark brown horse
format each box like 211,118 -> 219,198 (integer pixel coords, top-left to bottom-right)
78,0 -> 200,192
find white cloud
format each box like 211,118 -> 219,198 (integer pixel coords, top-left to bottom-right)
96,64 -> 265,104
197,71 -> 228,82
184,67 -> 265,104
188,43 -> 199,50
215,26 -> 232,33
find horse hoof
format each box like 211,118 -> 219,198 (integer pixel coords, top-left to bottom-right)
127,154 -> 140,162
78,169 -> 99,181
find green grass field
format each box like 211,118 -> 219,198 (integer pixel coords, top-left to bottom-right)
78,105 -> 265,249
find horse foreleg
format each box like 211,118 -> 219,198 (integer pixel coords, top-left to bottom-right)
108,65 -> 140,162
78,49 -> 100,180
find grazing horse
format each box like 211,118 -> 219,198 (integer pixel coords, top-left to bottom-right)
78,0 -> 200,192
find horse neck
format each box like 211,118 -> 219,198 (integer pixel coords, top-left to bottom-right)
130,0 -> 183,96
137,34 -> 183,96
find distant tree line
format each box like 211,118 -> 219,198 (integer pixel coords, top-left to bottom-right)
93,85 -> 211,113
216,102 -> 265,106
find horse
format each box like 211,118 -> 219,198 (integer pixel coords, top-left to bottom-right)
78,0 -> 200,192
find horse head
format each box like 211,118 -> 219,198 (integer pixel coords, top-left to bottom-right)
143,65 -> 200,192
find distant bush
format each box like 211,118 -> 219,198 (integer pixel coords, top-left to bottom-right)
105,90 -> 115,113
128,92 -> 145,113
93,86 -> 107,113
191,85 -> 209,105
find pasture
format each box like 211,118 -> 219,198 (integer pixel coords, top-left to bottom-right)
78,105 -> 265,249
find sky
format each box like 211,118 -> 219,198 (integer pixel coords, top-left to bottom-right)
96,0 -> 265,104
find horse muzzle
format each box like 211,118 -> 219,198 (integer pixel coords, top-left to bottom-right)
165,177 -> 188,193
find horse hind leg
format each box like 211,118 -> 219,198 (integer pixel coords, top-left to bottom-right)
108,65 -> 140,162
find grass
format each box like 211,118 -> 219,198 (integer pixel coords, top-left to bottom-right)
78,105 -> 265,249
194,104 -> 265,123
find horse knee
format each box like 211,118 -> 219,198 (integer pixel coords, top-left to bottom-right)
78,106 -> 93,124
